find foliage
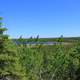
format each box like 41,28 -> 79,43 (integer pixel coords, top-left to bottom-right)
17,43 -> 80,80
1,17 -> 80,80
0,17 -> 26,80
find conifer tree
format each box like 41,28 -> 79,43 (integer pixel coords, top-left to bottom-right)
0,17 -> 26,80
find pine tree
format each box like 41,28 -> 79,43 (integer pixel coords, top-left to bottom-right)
0,17 -> 26,80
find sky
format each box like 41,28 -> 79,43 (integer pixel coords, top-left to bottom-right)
0,0 -> 80,38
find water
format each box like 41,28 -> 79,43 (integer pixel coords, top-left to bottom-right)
13,40 -> 59,45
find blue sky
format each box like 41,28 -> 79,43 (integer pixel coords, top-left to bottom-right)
0,0 -> 80,38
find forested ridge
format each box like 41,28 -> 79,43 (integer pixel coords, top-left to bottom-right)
0,17 -> 80,80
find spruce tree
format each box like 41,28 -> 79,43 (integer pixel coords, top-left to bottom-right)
0,17 -> 26,80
